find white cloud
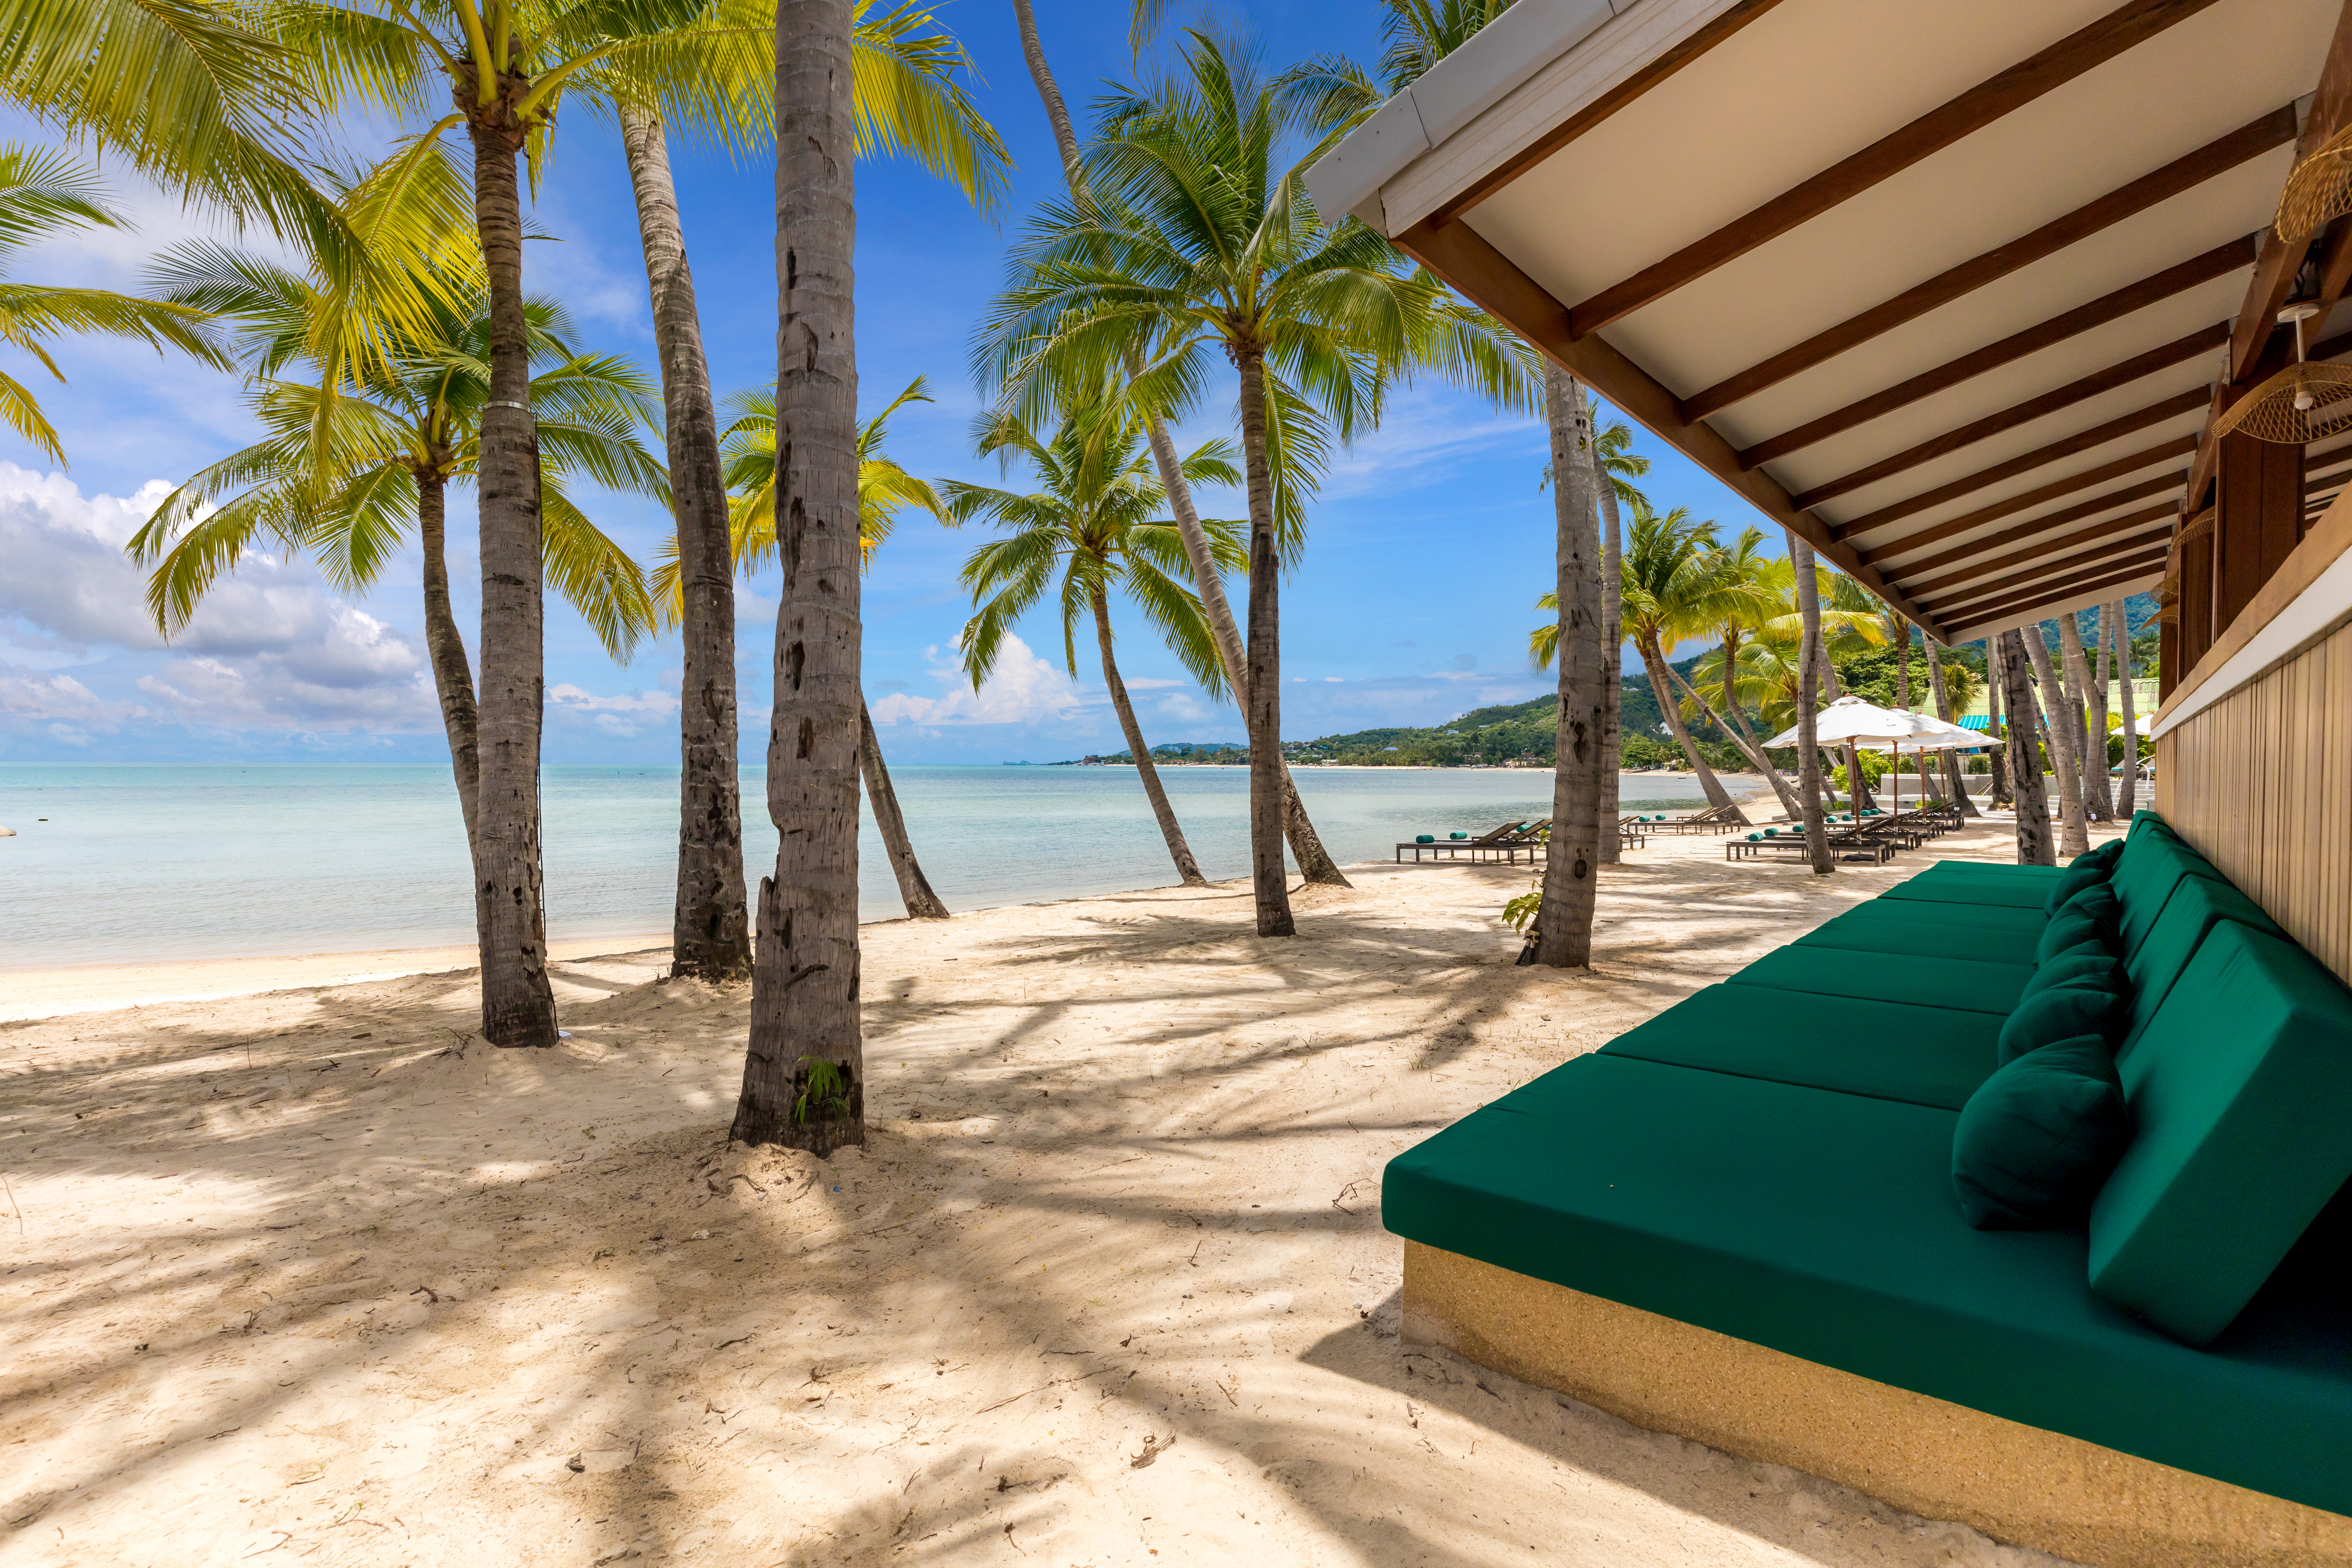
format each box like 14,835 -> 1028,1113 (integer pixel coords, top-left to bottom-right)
0,463 -> 435,733
869,635 -> 1086,727
548,683 -> 680,737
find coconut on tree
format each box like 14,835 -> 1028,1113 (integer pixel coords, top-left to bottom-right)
940,388 -> 1245,889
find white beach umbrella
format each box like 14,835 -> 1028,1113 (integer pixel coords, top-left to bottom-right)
1764,696 -> 1985,816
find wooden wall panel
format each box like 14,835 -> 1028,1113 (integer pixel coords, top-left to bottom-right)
2155,618 -> 2352,984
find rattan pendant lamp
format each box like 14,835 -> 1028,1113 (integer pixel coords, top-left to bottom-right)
2227,127 -> 2352,444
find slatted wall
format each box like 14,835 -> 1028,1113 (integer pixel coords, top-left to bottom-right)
2155,620 -> 2352,986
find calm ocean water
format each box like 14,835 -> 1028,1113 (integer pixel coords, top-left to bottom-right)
0,764 -> 1717,968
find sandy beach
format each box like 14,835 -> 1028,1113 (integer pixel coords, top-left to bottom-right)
0,822 -> 2083,1568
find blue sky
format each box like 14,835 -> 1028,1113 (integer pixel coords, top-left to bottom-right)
0,0 -> 1772,767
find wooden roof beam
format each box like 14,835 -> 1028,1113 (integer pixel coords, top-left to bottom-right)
1871,485 -> 2184,578
1565,0 -> 2225,339
1829,396 -> 2206,537
1926,541 -> 2173,619
1943,559 -> 2172,640
1738,236 -> 2255,468
1393,215 -> 1948,638
2226,0 -> 2352,382
1900,512 -> 2177,599
1846,439 -> 2193,556
1788,321 -> 2228,509
1681,110 -> 2294,422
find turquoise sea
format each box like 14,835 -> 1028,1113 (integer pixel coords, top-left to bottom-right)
0,764 -> 1718,969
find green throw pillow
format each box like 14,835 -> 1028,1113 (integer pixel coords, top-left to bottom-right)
2076,839 -> 2126,872
2044,856 -> 2114,916
2037,908 -> 2113,965
1999,976 -> 2129,1063
2061,879 -> 2122,931
1953,1034 -> 2133,1229
2024,950 -> 2127,1004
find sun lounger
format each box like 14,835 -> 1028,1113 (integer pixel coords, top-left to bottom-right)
1726,829 -> 1893,865
1396,819 -> 1531,862
1633,802 -> 1748,835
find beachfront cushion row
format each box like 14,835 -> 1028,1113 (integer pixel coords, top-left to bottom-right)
1382,812 -> 2352,1519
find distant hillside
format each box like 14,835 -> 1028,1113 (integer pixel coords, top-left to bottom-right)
1057,595 -> 2163,771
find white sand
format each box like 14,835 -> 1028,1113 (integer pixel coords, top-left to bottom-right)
0,823 -> 2096,1567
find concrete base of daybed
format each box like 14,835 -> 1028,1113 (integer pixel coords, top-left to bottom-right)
1402,1241 -> 2352,1568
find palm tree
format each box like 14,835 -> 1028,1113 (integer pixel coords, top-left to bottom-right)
2111,598 -> 2139,820
981,31 -> 1533,936
598,0 -> 1007,978
1587,415 -> 1648,862
1921,633 -> 1980,816
264,0 -> 729,1046
733,0 -> 863,1155
1669,529 -> 1811,822
127,252 -> 662,952
2024,623 -> 2091,857
1539,503 -> 1744,807
1004,0 -> 1355,895
662,376 -> 955,918
1533,365 -> 1604,965
942,393 -> 1245,889
0,145 -> 229,462
1997,629 -> 2055,864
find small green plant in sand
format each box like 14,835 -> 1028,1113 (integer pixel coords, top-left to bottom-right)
793,1058 -> 855,1126
1503,881 -> 1543,934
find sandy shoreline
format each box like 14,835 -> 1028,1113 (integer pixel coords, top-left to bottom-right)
0,825 -> 2086,1567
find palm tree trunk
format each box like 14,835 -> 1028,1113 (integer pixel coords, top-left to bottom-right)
1597,479 -> 1624,862
2091,607 -> 2115,816
1922,635 -> 1977,817
1997,630 -> 2055,865
1987,674 -> 2013,807
1089,585 -> 1208,886
736,0 -> 864,1154
2021,626 -> 2087,857
2112,600 -> 2139,820
418,469 -> 481,849
417,469 -> 492,952
464,107 -> 557,1050
1234,347 -> 1295,937
2060,613 -> 2112,821
1787,531 -> 1834,873
859,696 -> 948,918
1889,613 -> 1912,709
1534,368 -> 1602,968
1009,0 -> 1348,890
1637,634 -> 1732,807
620,102 -> 752,982
1671,655 -> 1801,820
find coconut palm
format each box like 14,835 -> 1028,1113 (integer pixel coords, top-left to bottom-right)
733,0 -> 865,1154
0,145 -> 229,463
1534,502 -> 1751,808
597,0 -> 1007,978
1004,1 -> 1361,896
979,30 -> 1534,936
126,256 -> 663,881
260,0 -> 744,1047
941,394 -> 1245,889
657,376 -> 954,919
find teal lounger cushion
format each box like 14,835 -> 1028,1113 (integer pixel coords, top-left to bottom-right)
1382,1052 -> 2352,1516
1600,984 -> 1998,1110
1450,831 -> 1469,839
1728,946 -> 2032,1015
1953,1034 -> 2133,1230
1880,875 -> 2054,910
2090,922 -> 2352,1346
1414,834 -> 1434,844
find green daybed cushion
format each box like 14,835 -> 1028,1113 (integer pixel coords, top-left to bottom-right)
1382,1052 -> 2352,1516
1837,897 -> 2048,935
1727,946 -> 2033,1016
2090,923 -> 2352,1346
1599,984 -> 1999,1110
2111,832 -> 2230,957
2118,873 -> 2287,1056
1796,907 -> 2044,967
1879,875 -> 2055,910
1908,860 -> 2065,883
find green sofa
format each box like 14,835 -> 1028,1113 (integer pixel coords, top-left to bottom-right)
1384,812 -> 2352,1521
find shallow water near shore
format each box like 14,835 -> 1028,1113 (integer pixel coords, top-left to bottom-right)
0,763 -> 1735,968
